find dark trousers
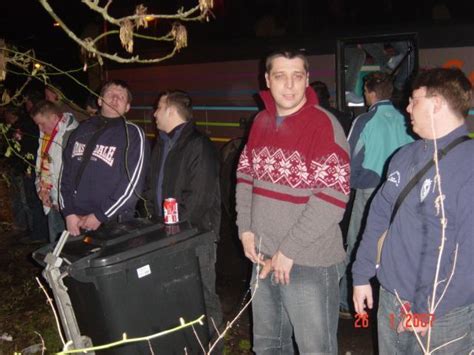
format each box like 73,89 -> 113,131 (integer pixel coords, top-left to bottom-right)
23,175 -> 48,242
196,242 -> 223,350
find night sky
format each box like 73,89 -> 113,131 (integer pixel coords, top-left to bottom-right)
0,0 -> 472,100
2,0 -> 473,59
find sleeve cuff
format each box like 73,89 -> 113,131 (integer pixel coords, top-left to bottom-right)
95,210 -> 109,223
352,273 -> 372,286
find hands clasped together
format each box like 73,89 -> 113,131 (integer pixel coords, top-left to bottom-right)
66,214 -> 102,236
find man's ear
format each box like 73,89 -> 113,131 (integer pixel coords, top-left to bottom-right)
97,97 -> 103,108
167,105 -> 178,118
124,102 -> 130,114
265,73 -> 270,88
432,95 -> 445,115
305,73 -> 309,87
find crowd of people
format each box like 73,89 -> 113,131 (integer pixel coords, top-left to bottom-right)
0,49 -> 472,354
235,51 -> 473,354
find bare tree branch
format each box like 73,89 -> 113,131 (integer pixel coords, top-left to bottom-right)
38,0 -> 213,64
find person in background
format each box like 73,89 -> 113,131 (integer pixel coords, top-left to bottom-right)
84,93 -> 99,117
311,80 -> 353,136
339,71 -> 414,318
353,68 -> 473,354
236,50 -> 350,354
44,83 -> 88,122
16,89 -> 50,244
3,105 -> 31,232
31,100 -> 78,243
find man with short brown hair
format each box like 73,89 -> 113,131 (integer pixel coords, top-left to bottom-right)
144,89 -> 222,344
353,67 -> 473,354
60,80 -> 148,235
236,50 -> 350,354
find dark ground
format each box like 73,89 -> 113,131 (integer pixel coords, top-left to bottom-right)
0,217 -> 375,355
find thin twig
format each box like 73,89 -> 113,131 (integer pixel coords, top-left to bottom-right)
191,324 -> 206,354
34,331 -> 46,355
147,339 -> 155,355
430,332 -> 467,354
394,290 -> 427,354
210,317 -> 221,337
35,277 -> 66,346
57,315 -> 205,354
38,0 -> 210,64
81,0 -> 203,26
206,236 -> 264,354
433,244 -> 459,311
426,109 -> 449,352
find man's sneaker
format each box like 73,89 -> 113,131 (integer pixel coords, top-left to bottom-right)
345,91 -> 365,107
339,308 -> 353,319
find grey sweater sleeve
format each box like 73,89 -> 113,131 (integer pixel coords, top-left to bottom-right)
235,144 -> 253,238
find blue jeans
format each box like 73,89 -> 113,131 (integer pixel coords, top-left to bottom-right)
251,263 -> 339,355
48,208 -> 65,243
378,286 -> 474,354
340,188 -> 375,310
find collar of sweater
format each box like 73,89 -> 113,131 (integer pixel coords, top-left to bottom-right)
422,123 -> 469,149
259,86 -> 319,118
368,99 -> 392,111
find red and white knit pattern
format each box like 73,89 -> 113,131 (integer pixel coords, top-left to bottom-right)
237,145 -> 349,194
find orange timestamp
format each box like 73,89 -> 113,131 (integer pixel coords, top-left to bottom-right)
389,312 -> 435,329
354,313 -> 370,328
355,302 -> 436,330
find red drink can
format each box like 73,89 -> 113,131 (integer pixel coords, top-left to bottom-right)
163,198 -> 179,224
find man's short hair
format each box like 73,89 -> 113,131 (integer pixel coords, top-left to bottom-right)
159,90 -> 193,122
265,50 -> 309,73
100,80 -> 133,103
30,100 -> 62,118
412,68 -> 472,118
364,71 -> 393,100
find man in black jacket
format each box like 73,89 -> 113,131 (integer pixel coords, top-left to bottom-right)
144,90 -> 222,342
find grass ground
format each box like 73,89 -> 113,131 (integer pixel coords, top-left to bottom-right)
0,228 -> 61,354
0,225 -> 252,355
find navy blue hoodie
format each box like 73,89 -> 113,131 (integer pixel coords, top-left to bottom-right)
60,116 -> 148,223
353,125 -> 474,317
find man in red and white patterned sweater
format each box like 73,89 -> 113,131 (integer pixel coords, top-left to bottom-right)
236,50 -> 350,354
